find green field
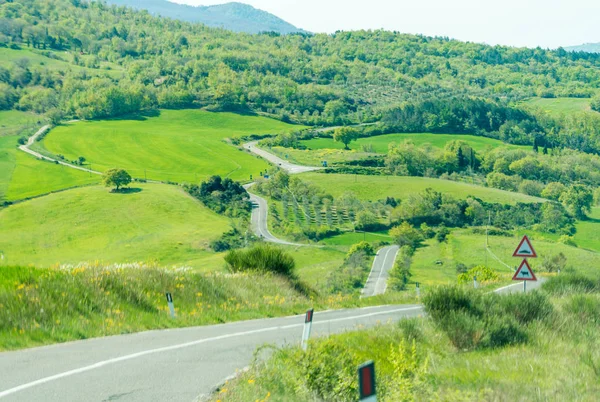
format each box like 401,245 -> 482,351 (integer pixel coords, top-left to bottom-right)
301,133 -> 526,153
410,230 -> 600,287
0,183 -> 231,268
41,110 -> 302,183
522,97 -> 593,114
573,207 -> 600,252
300,173 -> 544,204
0,134 -> 99,202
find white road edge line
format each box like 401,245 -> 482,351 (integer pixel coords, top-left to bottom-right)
0,306 -> 422,399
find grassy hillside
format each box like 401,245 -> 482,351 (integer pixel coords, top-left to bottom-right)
300,173 -> 544,204
41,110 -> 301,183
0,110 -> 42,136
0,183 -> 231,268
301,133 -> 527,153
220,282 -> 600,401
0,134 -> 99,202
410,230 -> 600,287
522,97 -> 593,114
574,207 -> 600,253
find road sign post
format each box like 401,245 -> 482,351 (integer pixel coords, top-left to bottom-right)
165,292 -> 175,318
358,361 -> 376,402
301,308 -> 314,351
512,236 -> 538,292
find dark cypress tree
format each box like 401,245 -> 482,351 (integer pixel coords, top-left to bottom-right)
457,147 -> 466,168
533,137 -> 539,153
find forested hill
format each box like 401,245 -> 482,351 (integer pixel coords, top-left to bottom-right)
103,0 -> 305,34
565,43 -> 600,53
2,0 -> 600,153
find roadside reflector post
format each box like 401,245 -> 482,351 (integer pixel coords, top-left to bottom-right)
165,292 -> 175,318
473,275 -> 478,289
416,282 -> 420,298
302,308 -> 314,351
358,361 -> 376,402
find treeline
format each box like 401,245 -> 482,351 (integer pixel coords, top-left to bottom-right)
381,98 -> 600,155
2,0 -> 600,125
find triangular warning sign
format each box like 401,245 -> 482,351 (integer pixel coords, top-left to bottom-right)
513,235 -> 537,258
512,259 -> 537,281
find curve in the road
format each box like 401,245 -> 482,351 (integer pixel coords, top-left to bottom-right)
19,125 -> 102,176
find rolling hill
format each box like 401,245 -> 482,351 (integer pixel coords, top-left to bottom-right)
103,0 -> 305,34
564,42 -> 600,53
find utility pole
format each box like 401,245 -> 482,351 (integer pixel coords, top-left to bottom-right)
485,211 -> 491,267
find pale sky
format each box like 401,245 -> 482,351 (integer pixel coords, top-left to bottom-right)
171,0 -> 599,48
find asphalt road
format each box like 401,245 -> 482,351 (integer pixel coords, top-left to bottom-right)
361,245 -> 400,297
0,305 -> 423,402
243,141 -> 321,174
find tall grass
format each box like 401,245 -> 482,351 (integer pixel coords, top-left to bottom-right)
0,264 -> 322,350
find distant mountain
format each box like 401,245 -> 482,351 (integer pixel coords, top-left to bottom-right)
103,0 -> 306,34
564,43 -> 600,53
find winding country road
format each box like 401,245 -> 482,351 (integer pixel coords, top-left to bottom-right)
0,305 -> 423,402
4,126 -> 550,401
362,245 -> 400,297
19,125 -> 101,176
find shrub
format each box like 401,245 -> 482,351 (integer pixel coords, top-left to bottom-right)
494,291 -> 553,325
438,311 -> 485,350
224,244 -> 296,277
565,295 -> 600,325
398,318 -> 423,342
423,286 -> 484,321
558,235 -> 577,247
388,246 -> 414,291
540,252 -> 567,273
325,251 -> 370,295
481,315 -> 527,348
457,265 -> 499,285
17,136 -> 27,145
301,339 -> 358,401
347,241 -> 375,257
542,274 -> 599,295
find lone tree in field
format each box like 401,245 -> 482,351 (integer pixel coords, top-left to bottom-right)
103,168 -> 132,191
333,127 -> 359,150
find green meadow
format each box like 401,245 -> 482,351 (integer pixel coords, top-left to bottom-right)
0,134 -> 99,202
300,173 -> 544,204
41,109 -> 302,183
0,110 -> 42,136
409,230 -> 600,287
301,133 -> 526,153
0,183 -> 231,268
522,97 -> 593,114
573,207 -> 600,253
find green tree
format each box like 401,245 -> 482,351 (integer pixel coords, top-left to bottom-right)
559,184 -> 594,219
333,127 -> 359,150
541,182 -> 566,201
389,222 -> 422,249
102,168 -> 132,191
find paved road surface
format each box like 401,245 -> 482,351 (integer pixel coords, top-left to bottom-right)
243,141 -> 321,174
0,305 -> 423,402
362,245 -> 400,297
244,183 -> 304,247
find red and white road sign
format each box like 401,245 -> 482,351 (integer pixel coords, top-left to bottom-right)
358,361 -> 376,402
513,235 -> 537,258
512,259 -> 537,281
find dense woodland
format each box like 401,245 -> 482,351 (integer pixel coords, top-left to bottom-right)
1,0 -> 600,139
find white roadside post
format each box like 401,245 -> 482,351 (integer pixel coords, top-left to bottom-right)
301,308 -> 314,351
358,361 -> 376,402
473,275 -> 478,289
165,292 -> 176,318
512,235 -> 538,292
416,282 -> 420,298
